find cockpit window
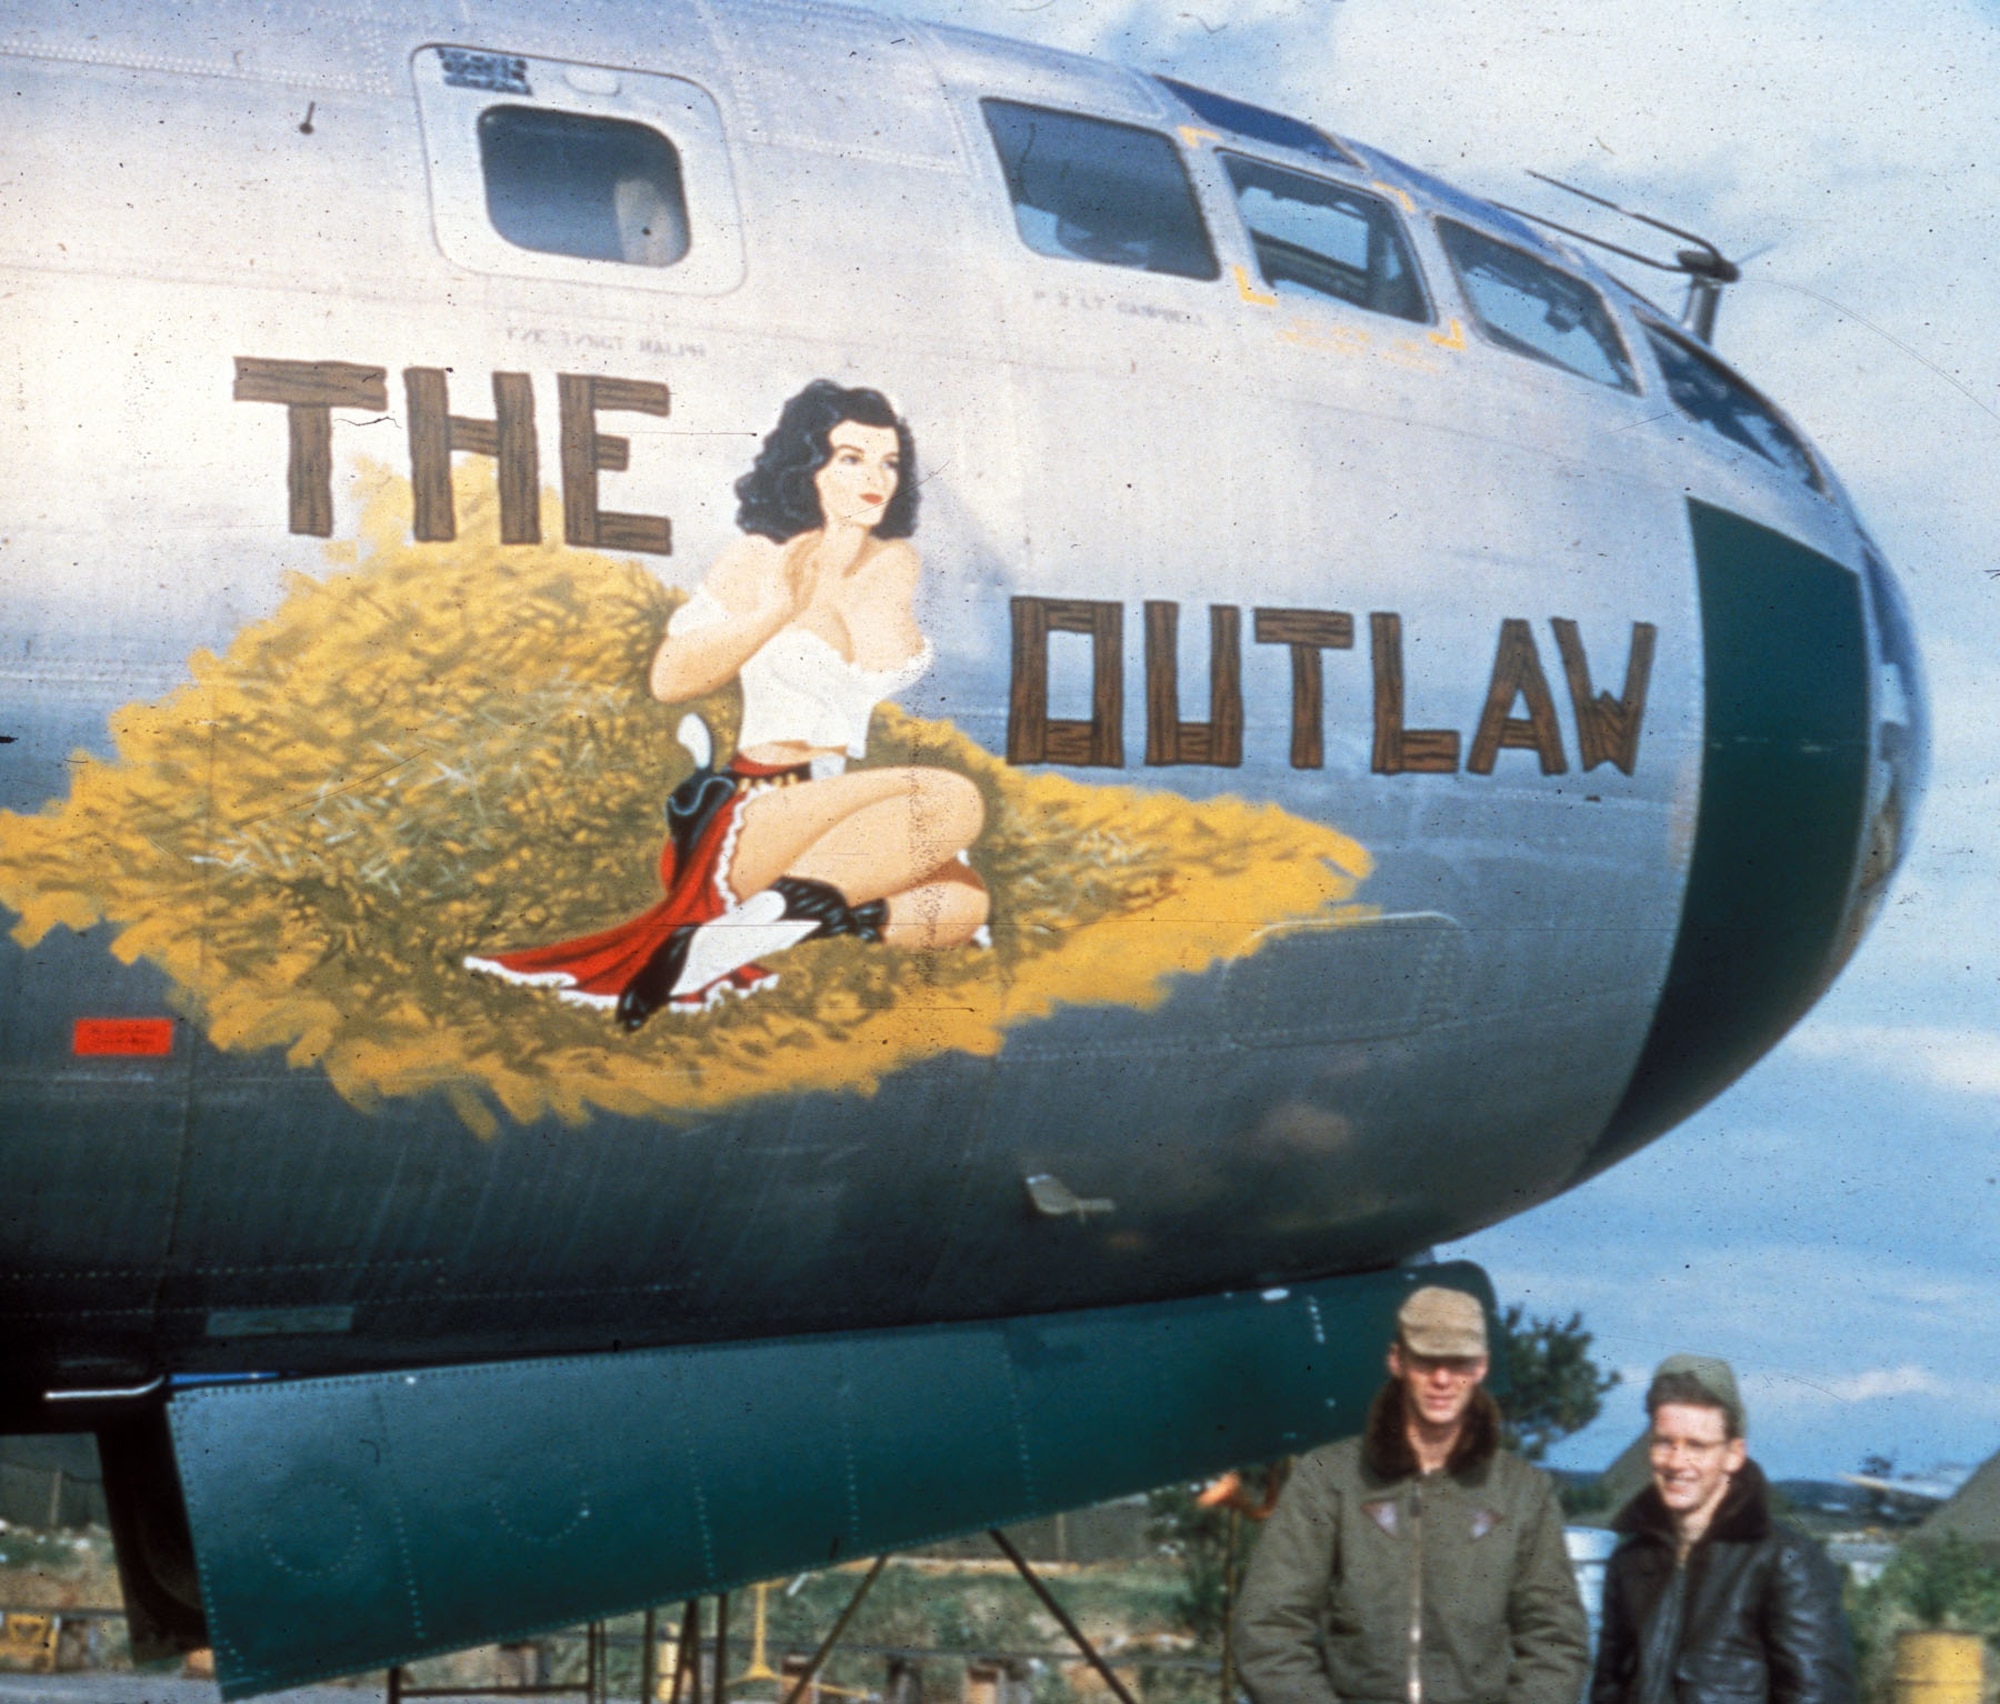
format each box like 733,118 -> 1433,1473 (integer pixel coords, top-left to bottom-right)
1156,77 -> 1361,168
981,100 -> 1219,281
1224,155 -> 1428,323
1435,219 -> 1638,392
1643,320 -> 1825,493
478,106 -> 689,267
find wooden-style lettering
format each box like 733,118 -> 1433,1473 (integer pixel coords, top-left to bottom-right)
1369,612 -> 1459,775
1144,602 -> 1243,766
1253,607 -> 1354,769
1467,618 -> 1568,775
1007,597 -> 1124,767
405,369 -> 540,544
1551,618 -> 1657,775
233,357 -> 388,537
558,374 -> 671,555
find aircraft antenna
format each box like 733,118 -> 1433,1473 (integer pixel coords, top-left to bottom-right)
1492,171 -> 1743,342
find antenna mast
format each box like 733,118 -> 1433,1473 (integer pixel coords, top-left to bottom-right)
1494,172 -> 1742,342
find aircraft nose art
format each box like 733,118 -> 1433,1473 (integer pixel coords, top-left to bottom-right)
1585,499 -> 1920,1172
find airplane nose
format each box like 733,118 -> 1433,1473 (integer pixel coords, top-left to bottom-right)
1581,502 -> 1926,1175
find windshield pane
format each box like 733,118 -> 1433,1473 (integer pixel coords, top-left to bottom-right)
1225,155 -> 1427,323
1436,220 -> 1637,391
1644,321 -> 1824,491
982,100 -> 1219,281
1156,77 -> 1359,167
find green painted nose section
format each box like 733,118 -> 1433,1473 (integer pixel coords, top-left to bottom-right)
1591,499 -> 1876,1168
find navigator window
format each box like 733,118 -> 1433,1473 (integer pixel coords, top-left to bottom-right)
413,46 -> 743,295
479,106 -> 689,267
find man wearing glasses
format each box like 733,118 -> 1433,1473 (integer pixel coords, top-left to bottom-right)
1234,1286 -> 1587,1704
1592,1356 -> 1854,1704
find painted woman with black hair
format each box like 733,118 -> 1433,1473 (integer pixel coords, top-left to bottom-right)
467,380 -> 988,1026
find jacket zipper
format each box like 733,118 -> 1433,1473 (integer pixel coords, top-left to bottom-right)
1408,1484 -> 1424,1704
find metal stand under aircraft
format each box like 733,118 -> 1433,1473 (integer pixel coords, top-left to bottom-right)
754,1536 -> 1148,1704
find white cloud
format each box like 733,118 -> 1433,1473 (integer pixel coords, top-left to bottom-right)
1788,1022 -> 2000,1099
1750,1364 -> 1948,1408
1741,1365 -> 2000,1425
1485,1241 -> 2000,1350
1825,1366 -> 1949,1403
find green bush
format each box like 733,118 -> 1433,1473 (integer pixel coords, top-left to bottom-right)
1145,1485 -> 1235,1647
1848,1537 -> 2000,1704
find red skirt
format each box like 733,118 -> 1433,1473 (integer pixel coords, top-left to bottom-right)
465,755 -> 807,1011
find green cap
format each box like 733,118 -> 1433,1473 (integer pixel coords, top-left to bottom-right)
1647,1353 -> 1746,1436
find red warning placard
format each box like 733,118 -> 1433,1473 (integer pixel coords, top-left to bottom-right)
73,1018 -> 175,1057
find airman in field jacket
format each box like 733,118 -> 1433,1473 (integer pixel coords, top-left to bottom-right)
1234,1287 -> 1588,1704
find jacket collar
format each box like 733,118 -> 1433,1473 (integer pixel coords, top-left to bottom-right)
1614,1456 -> 1773,1546
1361,1379 -> 1500,1483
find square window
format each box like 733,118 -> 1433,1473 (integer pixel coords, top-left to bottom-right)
478,106 -> 689,267
1224,155 -> 1429,323
1436,220 -> 1637,391
982,99 -> 1218,281
413,47 -> 742,295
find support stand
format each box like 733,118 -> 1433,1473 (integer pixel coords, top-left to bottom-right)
672,1602 -> 703,1704
740,1583 -> 781,1685
1220,1507 -> 1241,1704
987,1529 -> 1139,1704
387,1622 -> 601,1704
778,1556 -> 893,1704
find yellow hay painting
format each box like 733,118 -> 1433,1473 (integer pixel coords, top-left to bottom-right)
0,465 -> 1374,1130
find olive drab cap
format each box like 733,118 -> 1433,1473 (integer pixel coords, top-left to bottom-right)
1650,1353 -> 1748,1436
1396,1286 -> 1488,1357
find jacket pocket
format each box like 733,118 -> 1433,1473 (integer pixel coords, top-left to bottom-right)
1675,1651 -> 1769,1703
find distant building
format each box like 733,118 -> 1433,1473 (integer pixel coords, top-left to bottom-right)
1565,1431 -> 1653,1529
1915,1451 -> 2000,1553
1565,1526 -> 1618,1655
0,1436 -> 107,1530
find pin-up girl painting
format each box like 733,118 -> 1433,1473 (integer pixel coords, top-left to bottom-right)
467,381 -> 989,1026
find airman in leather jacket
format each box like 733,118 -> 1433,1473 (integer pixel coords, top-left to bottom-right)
1591,1461 -> 1855,1704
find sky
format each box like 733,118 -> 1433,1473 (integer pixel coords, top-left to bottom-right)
889,0 -> 2000,1481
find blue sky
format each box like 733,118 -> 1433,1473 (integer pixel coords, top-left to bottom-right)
893,0 -> 2000,1479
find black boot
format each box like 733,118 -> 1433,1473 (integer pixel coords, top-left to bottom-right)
617,926 -> 698,1031
615,878 -> 884,1031
770,875 -> 888,942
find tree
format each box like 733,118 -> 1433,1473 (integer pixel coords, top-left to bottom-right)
1147,1466 -> 1285,1645
1853,1452 -> 1935,1528
1494,1304 -> 1621,1463
1147,1482 -> 1233,1643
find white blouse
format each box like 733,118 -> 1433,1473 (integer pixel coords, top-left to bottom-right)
670,587 -> 933,759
